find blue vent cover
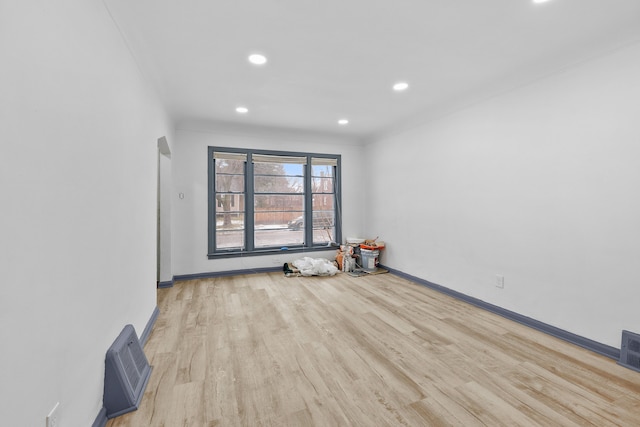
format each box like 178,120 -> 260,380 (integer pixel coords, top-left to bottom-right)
619,330 -> 640,373
104,324 -> 153,419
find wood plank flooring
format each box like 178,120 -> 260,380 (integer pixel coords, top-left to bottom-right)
107,272 -> 640,426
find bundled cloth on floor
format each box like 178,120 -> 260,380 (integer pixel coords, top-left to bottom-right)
284,257 -> 338,277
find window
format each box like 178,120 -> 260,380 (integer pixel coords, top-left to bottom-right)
208,147 -> 341,257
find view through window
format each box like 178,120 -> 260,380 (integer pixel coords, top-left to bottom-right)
208,147 -> 341,256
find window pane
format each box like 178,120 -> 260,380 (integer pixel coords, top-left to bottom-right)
255,210 -> 304,227
312,161 -> 336,245
215,158 -> 245,174
254,176 -> 303,193
254,162 -> 304,176
215,209 -> 244,230
312,177 -> 334,194
313,195 -> 334,210
285,213 -> 305,231
215,195 -> 244,220
215,174 -> 244,192
312,211 -> 334,228
255,228 -> 305,249
254,190 -> 304,247
313,211 -> 334,244
311,164 -> 334,178
216,230 -> 245,250
212,154 -> 246,251
313,227 -> 335,245
255,194 -> 304,211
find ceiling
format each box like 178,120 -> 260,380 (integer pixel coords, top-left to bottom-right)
104,0 -> 640,139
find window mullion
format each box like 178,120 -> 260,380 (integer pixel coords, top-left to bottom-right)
334,161 -> 342,244
245,154 -> 255,252
208,147 -> 216,255
304,156 -> 313,246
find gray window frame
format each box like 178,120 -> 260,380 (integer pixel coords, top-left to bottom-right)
208,146 -> 342,258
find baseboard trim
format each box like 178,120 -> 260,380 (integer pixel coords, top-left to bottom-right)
382,265 -> 620,361
92,406 -> 108,427
140,306 -> 160,346
174,266 -> 281,283
157,279 -> 174,288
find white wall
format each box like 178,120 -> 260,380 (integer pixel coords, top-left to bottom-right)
0,1 -> 172,426
172,122 -> 364,275
365,42 -> 640,348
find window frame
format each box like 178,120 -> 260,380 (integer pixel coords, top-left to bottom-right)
207,146 -> 342,258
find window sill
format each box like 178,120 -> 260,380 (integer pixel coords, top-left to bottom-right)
207,245 -> 339,259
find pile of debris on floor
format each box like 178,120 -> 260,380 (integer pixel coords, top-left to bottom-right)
337,237 -> 387,277
283,237 -> 387,277
283,257 -> 338,277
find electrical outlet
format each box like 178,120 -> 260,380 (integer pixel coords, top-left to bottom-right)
46,402 -> 60,427
496,274 -> 504,289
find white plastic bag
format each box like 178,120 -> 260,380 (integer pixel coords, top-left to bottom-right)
291,257 -> 338,276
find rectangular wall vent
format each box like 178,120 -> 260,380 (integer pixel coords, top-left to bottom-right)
104,324 -> 153,419
619,330 -> 640,373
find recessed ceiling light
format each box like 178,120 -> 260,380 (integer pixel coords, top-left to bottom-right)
532,0 -> 552,3
248,54 -> 267,65
338,119 -> 349,125
393,82 -> 409,91
236,106 -> 248,114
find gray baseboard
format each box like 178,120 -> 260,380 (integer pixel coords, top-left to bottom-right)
157,279 -> 174,288
173,266 -> 281,283
140,306 -> 160,346
92,406 -> 107,427
381,265 -> 620,361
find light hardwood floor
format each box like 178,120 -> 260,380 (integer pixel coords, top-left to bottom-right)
107,272 -> 640,426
